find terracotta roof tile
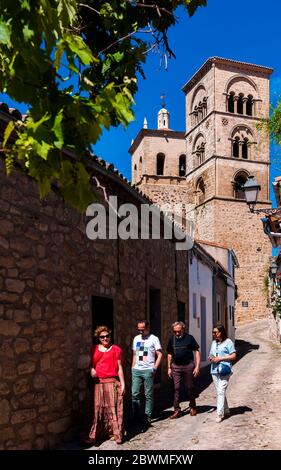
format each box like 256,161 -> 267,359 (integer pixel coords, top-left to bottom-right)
196,238 -> 231,250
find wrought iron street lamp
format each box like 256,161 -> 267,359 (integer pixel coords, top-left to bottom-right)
242,175 -> 281,216
243,176 -> 260,211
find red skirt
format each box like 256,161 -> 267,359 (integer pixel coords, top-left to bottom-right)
89,378 -> 124,444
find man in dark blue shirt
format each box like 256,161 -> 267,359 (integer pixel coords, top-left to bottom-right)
167,321 -> 200,418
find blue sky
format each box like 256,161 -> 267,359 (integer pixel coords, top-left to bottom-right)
1,0 -> 281,196
96,0 -> 281,189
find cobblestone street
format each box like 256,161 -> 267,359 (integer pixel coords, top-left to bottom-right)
90,319 -> 281,451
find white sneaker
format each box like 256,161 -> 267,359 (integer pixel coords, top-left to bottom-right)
215,416 -> 223,423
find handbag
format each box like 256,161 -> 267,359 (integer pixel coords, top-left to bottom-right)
218,362 -> 231,376
215,342 -> 231,376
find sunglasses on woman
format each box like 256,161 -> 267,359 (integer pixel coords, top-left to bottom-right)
99,334 -> 110,339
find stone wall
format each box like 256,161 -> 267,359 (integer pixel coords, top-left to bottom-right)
131,133 -> 186,185
194,198 -> 271,323
0,160 -> 188,449
215,157 -> 270,201
138,177 -> 192,206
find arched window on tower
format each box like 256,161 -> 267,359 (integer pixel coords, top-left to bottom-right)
139,156 -> 143,178
226,75 -> 257,116
196,177 -> 205,205
201,143 -> 205,164
233,137 -> 240,158
237,94 -> 244,114
179,155 -> 186,177
246,95 -> 253,116
194,106 -> 198,125
231,125 -> 254,159
242,139 -> 248,159
228,92 -> 235,113
193,134 -> 206,168
196,143 -> 205,166
203,97 -> 208,117
191,86 -> 208,126
156,153 -> 165,176
233,172 -> 248,199
198,103 -> 203,122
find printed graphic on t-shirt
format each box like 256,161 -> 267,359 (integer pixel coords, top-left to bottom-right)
133,334 -> 161,370
136,341 -> 148,363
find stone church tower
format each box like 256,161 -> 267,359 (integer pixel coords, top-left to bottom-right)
130,57 -> 273,324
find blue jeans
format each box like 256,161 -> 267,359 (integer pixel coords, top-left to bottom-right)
131,368 -> 154,418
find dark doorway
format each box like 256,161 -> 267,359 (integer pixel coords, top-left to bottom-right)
217,300 -> 220,323
224,305 -> 228,336
149,288 -> 161,383
200,296 -> 207,361
91,296 -> 114,345
177,301 -> 186,323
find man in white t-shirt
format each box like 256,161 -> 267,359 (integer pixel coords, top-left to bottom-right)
131,320 -> 162,424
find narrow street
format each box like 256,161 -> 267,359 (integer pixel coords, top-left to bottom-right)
93,319 -> 281,451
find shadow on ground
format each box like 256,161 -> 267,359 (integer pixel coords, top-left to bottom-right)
228,405 -> 252,416
63,338 -> 259,448
235,339 -> 259,361
122,338 -> 259,442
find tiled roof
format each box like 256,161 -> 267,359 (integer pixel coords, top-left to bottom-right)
129,128 -> 185,154
182,57 -> 273,93
196,238 -> 231,250
193,241 -> 230,277
87,154 -> 155,204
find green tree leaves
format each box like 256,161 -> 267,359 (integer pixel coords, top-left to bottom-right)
0,0 -> 206,211
268,102 -> 281,146
0,17 -> 11,46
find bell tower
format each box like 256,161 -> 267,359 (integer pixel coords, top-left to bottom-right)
157,107 -> 170,130
129,57 -> 273,324
183,57 -> 273,323
129,104 -> 187,207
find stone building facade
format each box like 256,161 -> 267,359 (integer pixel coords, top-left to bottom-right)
131,57 -> 273,323
0,144 -> 189,449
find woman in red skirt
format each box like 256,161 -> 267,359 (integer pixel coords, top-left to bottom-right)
88,325 -> 125,445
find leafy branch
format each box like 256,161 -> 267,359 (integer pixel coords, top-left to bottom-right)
0,0 -> 206,211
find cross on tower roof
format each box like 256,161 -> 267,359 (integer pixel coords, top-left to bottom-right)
160,93 -> 166,108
